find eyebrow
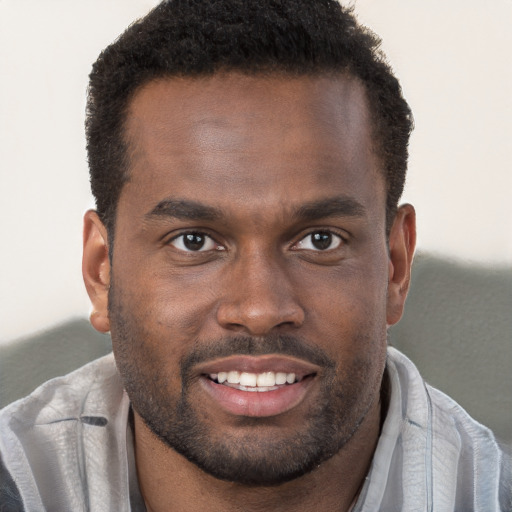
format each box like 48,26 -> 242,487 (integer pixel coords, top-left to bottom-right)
146,199 -> 222,221
294,196 -> 366,222
146,195 -> 366,223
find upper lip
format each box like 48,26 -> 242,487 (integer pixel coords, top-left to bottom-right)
194,354 -> 321,379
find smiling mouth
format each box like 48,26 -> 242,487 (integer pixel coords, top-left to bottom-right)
196,354 -> 320,417
206,370 -> 311,392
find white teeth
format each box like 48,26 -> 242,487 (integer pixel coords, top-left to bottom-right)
257,372 -> 276,387
239,372 -> 257,386
275,372 -> 287,385
212,370 -> 299,388
286,373 -> 296,384
227,371 -> 241,384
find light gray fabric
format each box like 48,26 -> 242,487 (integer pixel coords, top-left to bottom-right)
355,348 -> 511,511
389,253 -> 512,446
0,354 -> 144,512
0,348 -> 510,511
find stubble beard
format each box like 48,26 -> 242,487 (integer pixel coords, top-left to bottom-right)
109,283 -> 386,486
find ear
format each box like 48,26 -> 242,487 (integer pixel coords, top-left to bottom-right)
82,210 -> 111,333
386,204 -> 416,326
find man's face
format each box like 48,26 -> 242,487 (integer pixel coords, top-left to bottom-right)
106,73 -> 395,485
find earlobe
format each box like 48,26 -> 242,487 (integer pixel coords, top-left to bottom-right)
82,210 -> 111,333
386,204 -> 416,326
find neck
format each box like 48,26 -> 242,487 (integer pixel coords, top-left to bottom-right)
134,397 -> 381,512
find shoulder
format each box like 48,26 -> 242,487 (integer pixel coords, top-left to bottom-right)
426,384 -> 512,510
387,346 -> 504,446
0,352 -> 119,426
0,353 -> 131,511
386,347 -> 511,511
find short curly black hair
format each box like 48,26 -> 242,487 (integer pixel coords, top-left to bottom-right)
86,0 -> 413,237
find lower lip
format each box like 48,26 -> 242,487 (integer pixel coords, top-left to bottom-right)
199,376 -> 313,417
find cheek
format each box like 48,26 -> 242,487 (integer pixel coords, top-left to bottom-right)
296,257 -> 389,336
113,257 -> 222,341
294,257 -> 389,398
108,282 -> 185,400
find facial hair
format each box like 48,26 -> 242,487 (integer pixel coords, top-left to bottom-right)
109,282 -> 385,486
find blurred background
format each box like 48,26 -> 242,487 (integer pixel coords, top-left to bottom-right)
0,1 -> 511,444
1,0 -> 511,344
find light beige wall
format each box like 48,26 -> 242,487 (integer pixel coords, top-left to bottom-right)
1,0 -> 511,344
354,0 -> 512,264
0,0 -> 160,344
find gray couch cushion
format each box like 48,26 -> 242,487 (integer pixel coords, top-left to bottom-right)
0,319 -> 111,408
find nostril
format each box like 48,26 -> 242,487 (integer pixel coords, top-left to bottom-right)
216,302 -> 305,336
276,319 -> 302,329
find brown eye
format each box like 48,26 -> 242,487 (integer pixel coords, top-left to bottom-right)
294,231 -> 342,251
311,232 -> 333,250
170,232 -> 219,252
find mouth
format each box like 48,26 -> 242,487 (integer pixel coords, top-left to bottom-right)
206,370 -> 305,392
196,356 -> 319,418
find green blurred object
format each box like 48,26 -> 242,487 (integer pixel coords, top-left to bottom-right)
1,252 -> 510,447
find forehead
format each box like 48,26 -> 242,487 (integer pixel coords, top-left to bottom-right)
121,72 -> 384,222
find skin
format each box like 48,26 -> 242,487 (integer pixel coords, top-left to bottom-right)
83,73 -> 416,511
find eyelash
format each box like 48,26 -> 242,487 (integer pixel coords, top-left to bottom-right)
167,229 -> 348,253
291,230 -> 346,252
168,231 -> 223,252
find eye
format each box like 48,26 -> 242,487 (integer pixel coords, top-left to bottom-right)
294,231 -> 343,251
169,232 -> 220,252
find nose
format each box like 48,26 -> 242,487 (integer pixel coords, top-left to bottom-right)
216,250 -> 305,336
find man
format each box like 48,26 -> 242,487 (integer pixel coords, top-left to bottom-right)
0,0 -> 509,510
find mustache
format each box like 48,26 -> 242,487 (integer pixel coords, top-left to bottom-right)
180,334 -> 335,376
